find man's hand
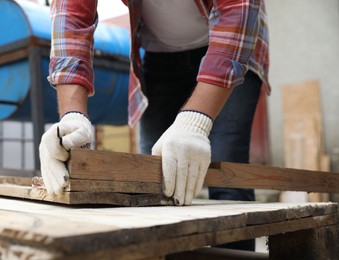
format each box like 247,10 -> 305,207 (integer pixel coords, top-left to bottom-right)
39,112 -> 92,194
152,111 -> 213,206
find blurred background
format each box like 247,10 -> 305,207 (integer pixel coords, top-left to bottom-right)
0,0 -> 339,204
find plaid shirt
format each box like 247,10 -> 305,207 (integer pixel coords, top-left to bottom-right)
48,0 -> 269,127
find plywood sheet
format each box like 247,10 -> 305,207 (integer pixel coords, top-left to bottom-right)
281,80 -> 329,203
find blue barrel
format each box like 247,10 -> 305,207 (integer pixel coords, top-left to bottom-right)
0,0 -> 130,125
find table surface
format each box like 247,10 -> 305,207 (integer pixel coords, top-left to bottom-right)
0,197 -> 337,259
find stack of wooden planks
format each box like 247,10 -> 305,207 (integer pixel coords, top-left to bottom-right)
0,148 -> 339,206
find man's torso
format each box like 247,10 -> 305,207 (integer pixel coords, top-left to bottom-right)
140,0 -> 209,52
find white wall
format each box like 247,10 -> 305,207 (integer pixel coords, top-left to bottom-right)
266,0 -> 339,168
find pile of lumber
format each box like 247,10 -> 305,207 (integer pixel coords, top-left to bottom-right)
0,148 -> 338,206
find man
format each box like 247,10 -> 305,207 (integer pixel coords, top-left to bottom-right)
39,0 -> 269,251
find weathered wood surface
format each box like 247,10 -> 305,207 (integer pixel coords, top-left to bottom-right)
70,149 -> 339,193
66,178 -> 161,194
0,198 -> 337,259
69,149 -> 162,183
0,179 -> 164,206
269,224 -> 338,260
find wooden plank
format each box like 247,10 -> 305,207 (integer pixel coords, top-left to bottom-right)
1,214 -> 334,259
281,80 -> 323,125
269,224 -> 338,259
206,162 -> 339,193
1,147 -> 339,206
1,198 -> 336,238
66,179 -> 161,194
69,149 -> 162,183
96,125 -> 131,153
0,182 -> 164,206
0,176 -> 32,186
0,198 -> 336,259
1,214 -> 335,260
281,80 -> 329,203
3,175 -> 161,194
2,147 -> 338,206
0,240 -> 61,260
43,214 -> 338,259
103,214 -> 337,260
69,149 -> 339,193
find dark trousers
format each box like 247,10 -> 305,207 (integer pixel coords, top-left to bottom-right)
139,46 -> 261,251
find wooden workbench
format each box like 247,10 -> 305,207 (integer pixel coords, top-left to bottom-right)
0,197 -> 337,259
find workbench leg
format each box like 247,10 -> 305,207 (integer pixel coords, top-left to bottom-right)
268,225 -> 338,260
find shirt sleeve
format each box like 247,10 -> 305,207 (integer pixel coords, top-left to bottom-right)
197,0 -> 261,88
47,0 -> 98,96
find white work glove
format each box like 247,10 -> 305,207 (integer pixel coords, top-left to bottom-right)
39,112 -> 92,194
152,110 -> 213,206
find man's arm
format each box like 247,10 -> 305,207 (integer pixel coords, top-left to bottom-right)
40,84 -> 92,194
182,82 -> 233,120
183,0 -> 262,119
57,84 -> 89,118
152,0 -> 263,206
40,0 -> 98,194
48,0 -> 98,100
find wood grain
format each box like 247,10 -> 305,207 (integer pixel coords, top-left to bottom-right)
2,148 -> 339,206
69,149 -> 162,183
0,176 -> 32,186
69,149 -> 339,193
0,181 -> 163,206
86,214 -> 337,260
281,81 -> 329,203
0,198 -> 336,259
269,224 -> 338,259
66,179 -> 161,194
206,162 -> 339,193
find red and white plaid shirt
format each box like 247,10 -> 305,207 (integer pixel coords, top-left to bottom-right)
48,0 -> 270,127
